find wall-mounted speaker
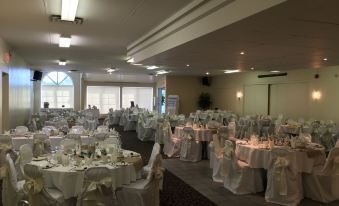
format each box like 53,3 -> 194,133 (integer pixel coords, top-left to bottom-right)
202,77 -> 211,86
32,71 -> 43,81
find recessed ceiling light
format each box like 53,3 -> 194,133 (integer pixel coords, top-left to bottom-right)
240,51 -> 245,55
59,60 -> 67,66
61,0 -> 79,21
206,72 -> 210,75
146,66 -> 159,70
224,69 -> 240,74
186,64 -> 190,67
59,36 -> 71,48
250,67 -> 255,70
156,70 -> 169,75
106,68 -> 116,73
323,57 -> 328,61
270,70 -> 280,73
127,58 -> 134,63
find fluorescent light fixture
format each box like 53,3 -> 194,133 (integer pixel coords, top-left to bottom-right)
61,0 -> 79,21
59,60 -> 67,66
132,63 -> 143,66
146,66 -> 159,70
206,72 -> 210,75
59,36 -> 71,48
156,70 -> 169,75
106,68 -> 115,73
270,70 -> 280,73
224,69 -> 240,74
127,58 -> 134,63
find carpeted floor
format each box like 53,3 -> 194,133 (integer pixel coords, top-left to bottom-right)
113,126 -> 217,206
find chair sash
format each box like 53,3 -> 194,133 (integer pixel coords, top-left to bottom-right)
273,157 -> 289,196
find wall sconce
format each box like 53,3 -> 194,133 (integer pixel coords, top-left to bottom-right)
236,91 -> 243,100
312,90 -> 322,100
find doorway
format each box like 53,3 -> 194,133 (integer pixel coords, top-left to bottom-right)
158,88 -> 166,114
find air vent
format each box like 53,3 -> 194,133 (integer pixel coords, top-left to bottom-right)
69,69 -> 79,72
258,72 -> 287,78
50,15 -> 84,25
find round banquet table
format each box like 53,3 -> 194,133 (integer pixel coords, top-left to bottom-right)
235,141 -> 326,173
11,135 -> 95,151
29,150 -> 143,199
174,126 -> 216,142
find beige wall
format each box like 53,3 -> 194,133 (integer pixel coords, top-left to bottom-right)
209,66 -> 339,123
0,38 -> 33,130
166,75 -> 208,115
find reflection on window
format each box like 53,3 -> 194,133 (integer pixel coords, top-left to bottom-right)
87,86 -> 120,114
41,72 -> 74,108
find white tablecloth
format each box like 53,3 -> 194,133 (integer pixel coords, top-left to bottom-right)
29,150 -> 142,199
235,142 -> 326,173
174,126 -> 215,141
11,135 -> 95,151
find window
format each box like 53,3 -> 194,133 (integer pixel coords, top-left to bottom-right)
41,72 -> 74,108
122,87 -> 153,110
87,86 -> 120,114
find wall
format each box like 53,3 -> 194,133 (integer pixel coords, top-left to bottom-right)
209,66 -> 339,123
166,75 -> 208,115
0,38 -> 33,130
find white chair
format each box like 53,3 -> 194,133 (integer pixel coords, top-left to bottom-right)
154,119 -> 164,145
32,134 -> 51,157
137,116 -> 155,142
143,143 -> 160,174
17,144 -> 33,180
179,127 -> 202,162
210,126 -> 228,168
223,140 -> 263,195
76,167 -> 113,206
23,164 -> 64,206
1,153 -> 25,206
211,134 -> 224,183
116,153 -> 164,206
303,147 -> 339,203
86,119 -> 97,131
163,122 -> 181,158
265,148 -> 303,206
60,139 -> 76,154
228,122 -> 236,139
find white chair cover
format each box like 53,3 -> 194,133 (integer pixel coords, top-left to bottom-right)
2,153 -> 25,206
223,140 -> 263,195
179,127 -> 202,162
117,153 -> 164,206
265,148 -> 303,206
76,167 -> 113,206
303,147 -> 339,203
143,143 -> 160,174
86,119 -> 97,131
60,139 -> 76,154
23,164 -> 64,206
17,144 -> 33,180
154,119 -> 164,144
212,134 -> 224,182
163,122 -> 181,158
32,134 -> 51,157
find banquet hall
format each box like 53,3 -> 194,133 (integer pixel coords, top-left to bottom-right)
1,0 -> 339,205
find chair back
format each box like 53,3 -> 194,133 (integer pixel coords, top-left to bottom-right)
147,143 -> 160,168
60,139 -> 76,154
19,144 -> 33,165
321,147 -> 339,175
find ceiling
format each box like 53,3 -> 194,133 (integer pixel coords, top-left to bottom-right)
141,0 -> 339,75
0,0 -> 192,74
2,0 -> 339,79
